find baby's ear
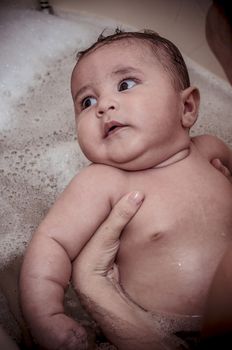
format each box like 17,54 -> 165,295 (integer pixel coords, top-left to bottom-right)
181,86 -> 200,128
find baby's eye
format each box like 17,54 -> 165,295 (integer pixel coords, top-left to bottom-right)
118,79 -> 137,92
82,96 -> 97,110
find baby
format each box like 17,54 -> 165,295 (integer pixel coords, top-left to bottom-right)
20,30 -> 232,350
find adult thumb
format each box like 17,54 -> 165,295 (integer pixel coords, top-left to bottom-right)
97,191 -> 145,244
73,191 -> 144,284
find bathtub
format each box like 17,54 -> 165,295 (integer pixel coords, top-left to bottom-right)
0,3 -> 232,348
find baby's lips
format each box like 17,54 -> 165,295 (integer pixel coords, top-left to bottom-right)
104,120 -> 125,137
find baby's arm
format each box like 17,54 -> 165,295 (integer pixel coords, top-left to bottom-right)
20,165 -> 115,350
192,134 -> 232,173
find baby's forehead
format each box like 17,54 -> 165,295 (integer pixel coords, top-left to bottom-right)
93,37 -> 149,50
74,38 -> 159,75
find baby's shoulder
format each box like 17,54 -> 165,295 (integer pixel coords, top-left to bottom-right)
70,163 -> 127,197
192,134 -> 223,146
78,163 -> 126,182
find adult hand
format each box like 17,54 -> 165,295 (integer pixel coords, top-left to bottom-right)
73,190 -> 144,294
73,191 -> 173,350
211,158 -> 232,182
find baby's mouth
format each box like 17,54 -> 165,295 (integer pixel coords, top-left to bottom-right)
104,121 -> 127,138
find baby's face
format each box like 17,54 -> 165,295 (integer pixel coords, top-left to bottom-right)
71,39 -> 189,170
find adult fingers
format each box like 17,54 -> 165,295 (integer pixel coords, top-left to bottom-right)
211,158 -> 231,178
73,191 -> 144,285
94,190 -> 145,244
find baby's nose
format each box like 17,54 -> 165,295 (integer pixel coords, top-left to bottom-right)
96,98 -> 119,118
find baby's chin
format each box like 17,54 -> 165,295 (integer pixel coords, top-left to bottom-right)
85,147 -> 169,171
89,148 -> 191,171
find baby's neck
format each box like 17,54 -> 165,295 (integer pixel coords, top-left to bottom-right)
153,148 -> 190,169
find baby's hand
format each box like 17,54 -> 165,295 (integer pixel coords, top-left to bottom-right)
32,314 -> 88,350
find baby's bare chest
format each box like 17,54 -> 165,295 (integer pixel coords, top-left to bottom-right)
123,162 -> 232,242
116,161 -> 232,314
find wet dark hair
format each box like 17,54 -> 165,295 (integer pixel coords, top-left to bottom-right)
77,29 -> 190,91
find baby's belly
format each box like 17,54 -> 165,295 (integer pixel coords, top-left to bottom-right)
117,152 -> 232,317
117,180 -> 232,316
118,228 -> 230,316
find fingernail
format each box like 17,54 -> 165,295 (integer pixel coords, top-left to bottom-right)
127,191 -> 144,205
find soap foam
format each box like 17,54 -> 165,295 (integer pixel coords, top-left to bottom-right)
0,6 -> 111,345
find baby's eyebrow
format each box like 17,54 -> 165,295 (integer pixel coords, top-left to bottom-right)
73,84 -> 92,103
111,66 -> 142,76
